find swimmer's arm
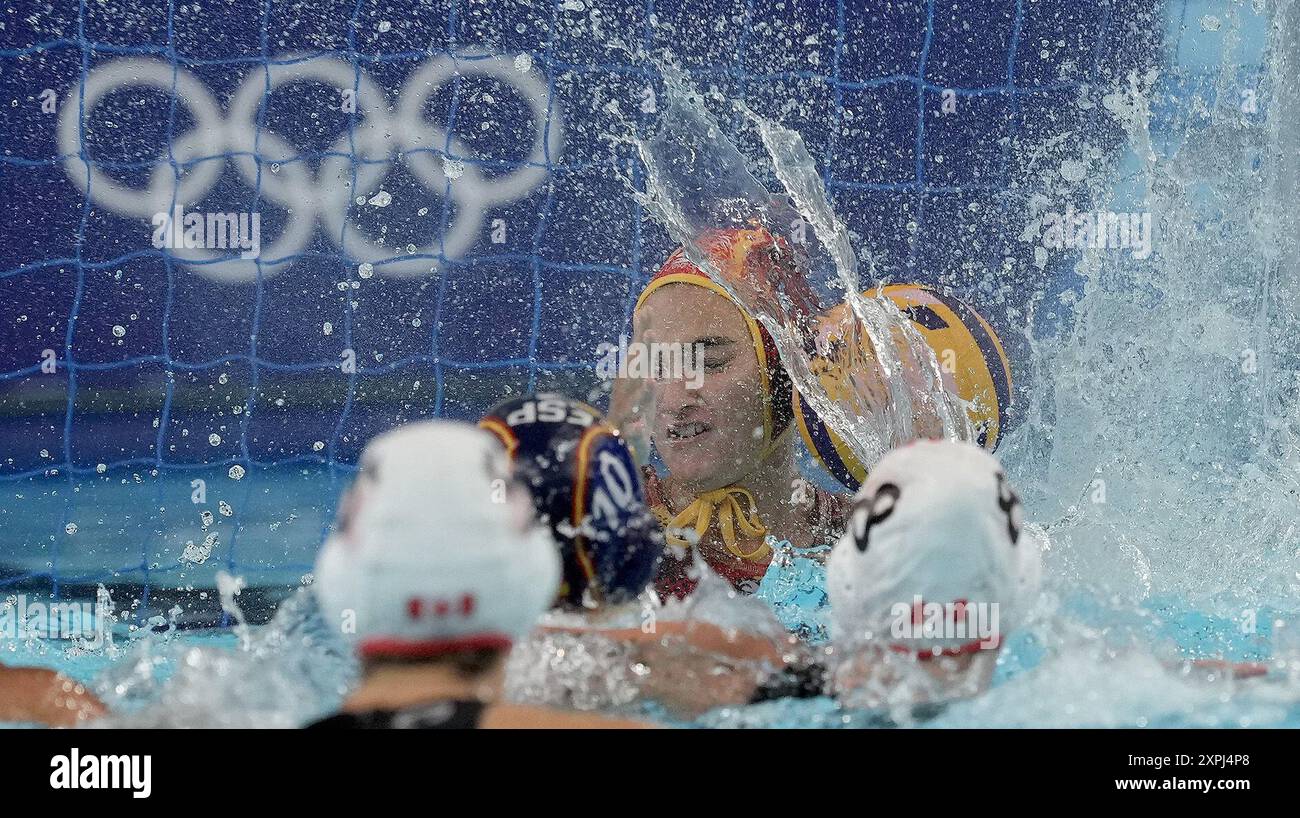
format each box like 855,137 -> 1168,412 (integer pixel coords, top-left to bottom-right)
607,368 -> 654,467
731,230 -> 951,439
607,371 -> 638,430
537,620 -> 788,666
482,704 -> 658,729
817,308 -> 949,441
632,643 -> 766,719
0,664 -> 106,727
622,623 -> 807,718
535,622 -> 792,719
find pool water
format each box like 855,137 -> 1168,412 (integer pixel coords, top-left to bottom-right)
5,578 -> 1300,728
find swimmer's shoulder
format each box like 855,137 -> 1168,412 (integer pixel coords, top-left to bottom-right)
481,703 -> 658,729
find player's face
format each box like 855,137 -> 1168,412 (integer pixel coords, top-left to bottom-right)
636,284 -> 769,490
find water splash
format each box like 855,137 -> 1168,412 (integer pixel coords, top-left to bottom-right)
505,627 -> 644,711
215,570 -> 251,650
618,5 -> 1300,727
1002,0 -> 1300,608
89,588 -> 355,728
631,63 -> 970,468
505,569 -> 791,718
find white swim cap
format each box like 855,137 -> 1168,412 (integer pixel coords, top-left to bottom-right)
827,439 -> 1041,658
313,420 -> 560,659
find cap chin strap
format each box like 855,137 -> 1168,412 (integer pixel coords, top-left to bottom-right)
662,485 -> 770,561
658,426 -> 794,562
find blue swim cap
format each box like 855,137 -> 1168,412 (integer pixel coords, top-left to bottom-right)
480,394 -> 664,609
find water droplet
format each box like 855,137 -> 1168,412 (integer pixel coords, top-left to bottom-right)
218,500 -> 233,517
218,372 -> 229,385
65,523 -> 78,535
96,463 -> 107,473
112,325 -> 126,338
358,262 -> 374,279
228,464 -> 245,480
514,53 -> 533,73
367,190 -> 392,207
323,322 -> 334,336
377,20 -> 391,32
443,156 -> 465,179
1059,158 -> 1086,182
313,441 -> 325,451
209,433 -> 222,446
1034,246 -> 1049,270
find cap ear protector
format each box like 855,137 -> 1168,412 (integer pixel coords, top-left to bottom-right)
480,394 -> 664,609
794,284 -> 1013,491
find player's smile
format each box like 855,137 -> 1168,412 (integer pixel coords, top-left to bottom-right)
665,420 -> 713,443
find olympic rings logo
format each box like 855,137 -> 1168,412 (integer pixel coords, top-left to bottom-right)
58,52 -> 564,283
